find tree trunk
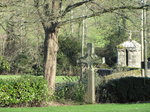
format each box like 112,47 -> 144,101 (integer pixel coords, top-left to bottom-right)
44,28 -> 58,93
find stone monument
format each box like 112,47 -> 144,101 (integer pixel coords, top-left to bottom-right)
117,34 -> 141,68
78,43 -> 100,103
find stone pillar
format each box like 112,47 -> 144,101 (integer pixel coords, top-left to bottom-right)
86,68 -> 95,103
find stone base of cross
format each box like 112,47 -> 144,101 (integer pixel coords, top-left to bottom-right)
78,43 -> 101,104
85,68 -> 95,103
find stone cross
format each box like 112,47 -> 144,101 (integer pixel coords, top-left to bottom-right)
79,43 -> 97,68
78,43 -> 100,103
129,31 -> 132,41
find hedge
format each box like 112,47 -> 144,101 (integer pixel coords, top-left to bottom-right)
96,77 -> 150,103
55,82 -> 86,102
0,76 -> 48,107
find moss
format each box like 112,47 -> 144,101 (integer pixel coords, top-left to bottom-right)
117,45 -> 125,49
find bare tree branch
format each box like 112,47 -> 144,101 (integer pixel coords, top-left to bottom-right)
61,0 -> 93,17
0,3 -> 7,7
59,4 -> 150,27
0,23 -> 6,32
33,0 -> 46,28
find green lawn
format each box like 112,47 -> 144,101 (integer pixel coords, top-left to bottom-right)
0,103 -> 150,112
0,75 -> 21,79
0,75 -> 78,83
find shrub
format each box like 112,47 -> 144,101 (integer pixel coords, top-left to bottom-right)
12,53 -> 33,74
32,64 -> 44,76
96,77 -> 150,103
0,56 -> 10,74
55,82 -> 86,102
57,36 -> 81,76
0,76 -> 48,107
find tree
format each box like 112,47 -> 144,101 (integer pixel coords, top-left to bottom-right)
32,0 -> 150,92
33,0 -> 95,92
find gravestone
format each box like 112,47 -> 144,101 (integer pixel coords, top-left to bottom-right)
102,57 -> 106,64
78,43 -> 100,103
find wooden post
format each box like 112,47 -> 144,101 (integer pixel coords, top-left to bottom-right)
141,0 -> 144,76
141,0 -> 148,77
144,0 -> 148,77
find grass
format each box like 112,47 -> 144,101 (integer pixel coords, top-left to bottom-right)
55,76 -> 79,83
0,103 -> 150,112
0,75 -> 79,83
0,69 -> 143,83
105,70 -> 141,81
0,75 -> 21,79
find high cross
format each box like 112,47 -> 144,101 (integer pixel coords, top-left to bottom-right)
78,43 -> 101,104
79,43 -> 98,68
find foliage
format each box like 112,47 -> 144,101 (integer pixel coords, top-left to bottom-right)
57,36 -> 81,76
87,18 -> 107,48
59,37 -> 81,65
96,77 -> 150,103
10,51 -> 44,76
32,64 -> 44,76
0,76 -> 48,107
11,53 -> 33,74
0,56 -> 10,74
55,81 -> 86,102
95,13 -> 129,67
4,19 -> 20,58
1,0 -> 150,96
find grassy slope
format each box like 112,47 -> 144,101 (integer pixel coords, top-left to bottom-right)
0,75 -> 78,83
0,103 -> 150,112
105,70 -> 141,81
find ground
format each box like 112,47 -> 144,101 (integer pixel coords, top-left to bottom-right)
0,103 -> 150,112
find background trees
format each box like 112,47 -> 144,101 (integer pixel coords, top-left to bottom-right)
0,0 -> 150,92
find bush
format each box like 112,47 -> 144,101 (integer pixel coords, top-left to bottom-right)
55,82 -> 86,102
0,56 -> 10,74
0,76 -> 48,107
57,36 -> 81,76
96,77 -> 150,103
32,64 -> 44,76
11,53 -> 33,74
